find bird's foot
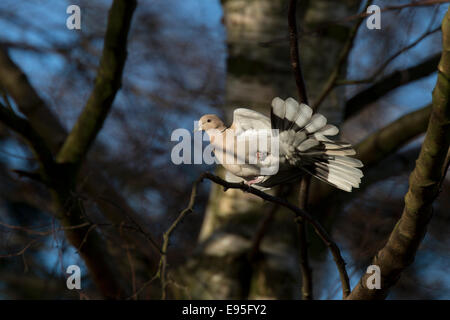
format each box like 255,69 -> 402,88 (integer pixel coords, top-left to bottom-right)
245,177 -> 264,186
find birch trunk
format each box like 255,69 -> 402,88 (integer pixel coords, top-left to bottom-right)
182,0 -> 361,299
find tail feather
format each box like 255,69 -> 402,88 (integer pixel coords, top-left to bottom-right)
293,131 -> 307,147
295,103 -> 313,128
298,138 -> 320,151
270,96 -> 364,192
284,98 -> 300,130
328,155 -> 363,168
302,157 -> 362,192
271,97 -> 313,131
305,114 -> 327,133
271,97 -> 286,130
314,162 -> 361,185
301,166 -> 353,192
324,161 -> 363,178
297,142 -> 363,192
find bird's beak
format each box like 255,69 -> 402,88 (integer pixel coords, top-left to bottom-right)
194,120 -> 203,132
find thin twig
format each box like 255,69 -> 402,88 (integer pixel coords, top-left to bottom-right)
344,0 -> 448,23
120,221 -> 137,300
288,0 -> 313,299
336,26 -> 441,86
0,238 -> 41,258
288,0 -> 308,105
260,1 -> 446,47
312,0 -> 373,111
127,273 -> 159,300
12,169 -> 45,184
0,221 -> 50,236
95,195 -> 162,255
159,174 -> 201,299
0,102 -> 55,174
297,177 -> 313,300
0,221 -> 91,237
199,172 -> 350,298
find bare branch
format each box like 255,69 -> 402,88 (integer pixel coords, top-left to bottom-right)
310,104 -> 432,206
347,9 -> 450,299
0,102 -> 54,174
344,53 -> 440,119
288,0 -> 313,299
199,172 -> 350,299
0,48 -> 67,147
356,105 -> 432,166
0,41 -> 155,257
288,0 -> 308,105
338,27 -> 440,87
344,0 -> 449,23
56,0 -> 137,167
312,1 -> 373,111
159,174 -> 201,299
2,0 -> 139,299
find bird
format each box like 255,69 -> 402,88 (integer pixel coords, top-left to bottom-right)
196,97 -> 363,192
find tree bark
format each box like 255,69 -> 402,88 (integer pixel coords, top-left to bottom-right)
346,8 -> 450,299
0,0 -> 138,299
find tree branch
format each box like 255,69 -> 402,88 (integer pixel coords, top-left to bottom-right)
0,102 -> 54,174
344,54 -> 440,119
0,0 -> 138,299
159,174 -> 200,299
288,0 -> 313,299
288,0 -> 308,105
0,48 -> 67,147
199,172 -> 350,299
312,0 -> 373,111
1,44 -> 159,258
356,104 -> 432,166
347,9 -> 450,299
310,104 -> 432,206
50,0 -> 137,299
56,0 -> 137,167
344,0 -> 449,23
338,26 -> 440,86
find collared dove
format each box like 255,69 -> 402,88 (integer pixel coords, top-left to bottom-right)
196,97 -> 363,192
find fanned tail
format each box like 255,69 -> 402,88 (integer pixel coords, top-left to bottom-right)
270,97 -> 364,192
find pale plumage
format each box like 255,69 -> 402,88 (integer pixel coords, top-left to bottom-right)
197,97 -> 364,192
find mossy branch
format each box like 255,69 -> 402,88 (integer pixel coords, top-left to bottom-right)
356,104 -> 432,166
57,0 -> 137,168
346,8 -> 450,300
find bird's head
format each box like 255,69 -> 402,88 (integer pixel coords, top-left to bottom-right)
195,114 -> 225,133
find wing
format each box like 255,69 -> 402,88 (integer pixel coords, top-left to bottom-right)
231,108 -> 271,136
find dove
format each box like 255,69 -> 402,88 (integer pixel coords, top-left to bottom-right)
196,97 -> 363,192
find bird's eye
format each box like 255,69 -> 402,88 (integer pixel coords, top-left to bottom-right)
207,119 -> 211,122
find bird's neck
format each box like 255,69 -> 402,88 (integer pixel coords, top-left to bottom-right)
206,126 -> 227,143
